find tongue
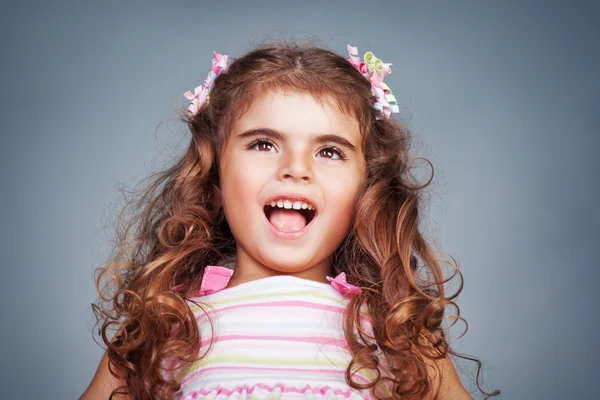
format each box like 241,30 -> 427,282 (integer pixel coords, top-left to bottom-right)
268,208 -> 307,232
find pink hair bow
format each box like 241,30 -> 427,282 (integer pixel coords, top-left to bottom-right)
347,44 -> 399,120
183,50 -> 229,115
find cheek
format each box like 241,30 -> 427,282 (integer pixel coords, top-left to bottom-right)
220,157 -> 265,215
322,168 -> 363,221
330,190 -> 358,221
222,170 -> 246,211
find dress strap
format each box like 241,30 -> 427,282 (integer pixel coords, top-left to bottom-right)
195,266 -> 362,298
197,265 -> 234,295
327,272 -> 362,297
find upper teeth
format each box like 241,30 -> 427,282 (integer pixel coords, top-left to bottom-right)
269,199 -> 314,210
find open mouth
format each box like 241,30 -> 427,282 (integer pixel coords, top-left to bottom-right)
263,204 -> 316,225
263,201 -> 317,233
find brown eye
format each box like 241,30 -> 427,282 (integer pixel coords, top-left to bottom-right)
320,149 -> 334,158
257,141 -> 273,151
317,146 -> 345,160
248,139 -> 276,152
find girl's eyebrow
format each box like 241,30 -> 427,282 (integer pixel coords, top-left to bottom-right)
237,127 -> 357,153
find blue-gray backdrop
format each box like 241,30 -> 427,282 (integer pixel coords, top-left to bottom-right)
1,1 -> 598,399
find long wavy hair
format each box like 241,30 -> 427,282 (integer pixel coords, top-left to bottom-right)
92,38 -> 500,399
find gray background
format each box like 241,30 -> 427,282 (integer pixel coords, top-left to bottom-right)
1,1 -> 598,399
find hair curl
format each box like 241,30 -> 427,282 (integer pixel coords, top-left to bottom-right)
92,37 -> 500,399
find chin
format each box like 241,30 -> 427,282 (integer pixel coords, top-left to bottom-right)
258,250 -> 316,273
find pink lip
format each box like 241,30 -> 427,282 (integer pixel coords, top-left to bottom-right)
262,206 -> 319,240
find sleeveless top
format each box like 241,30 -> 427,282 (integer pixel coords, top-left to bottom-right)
170,266 -> 393,400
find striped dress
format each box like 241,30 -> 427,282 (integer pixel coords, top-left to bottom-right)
171,271 -> 392,400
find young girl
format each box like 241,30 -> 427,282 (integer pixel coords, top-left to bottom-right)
83,40 -> 499,400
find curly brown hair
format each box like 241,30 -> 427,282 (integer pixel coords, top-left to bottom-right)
91,37 -> 500,399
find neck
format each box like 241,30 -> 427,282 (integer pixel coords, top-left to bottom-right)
225,248 -> 334,289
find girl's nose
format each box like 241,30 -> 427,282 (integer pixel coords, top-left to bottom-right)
278,151 -> 313,183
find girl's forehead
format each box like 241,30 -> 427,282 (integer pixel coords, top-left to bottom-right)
231,90 -> 362,136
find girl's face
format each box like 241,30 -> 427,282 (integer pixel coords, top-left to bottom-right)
219,90 -> 366,283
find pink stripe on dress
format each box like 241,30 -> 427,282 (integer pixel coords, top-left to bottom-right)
199,334 -> 350,350
180,365 -> 386,397
195,300 -> 371,325
187,382 -> 375,399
